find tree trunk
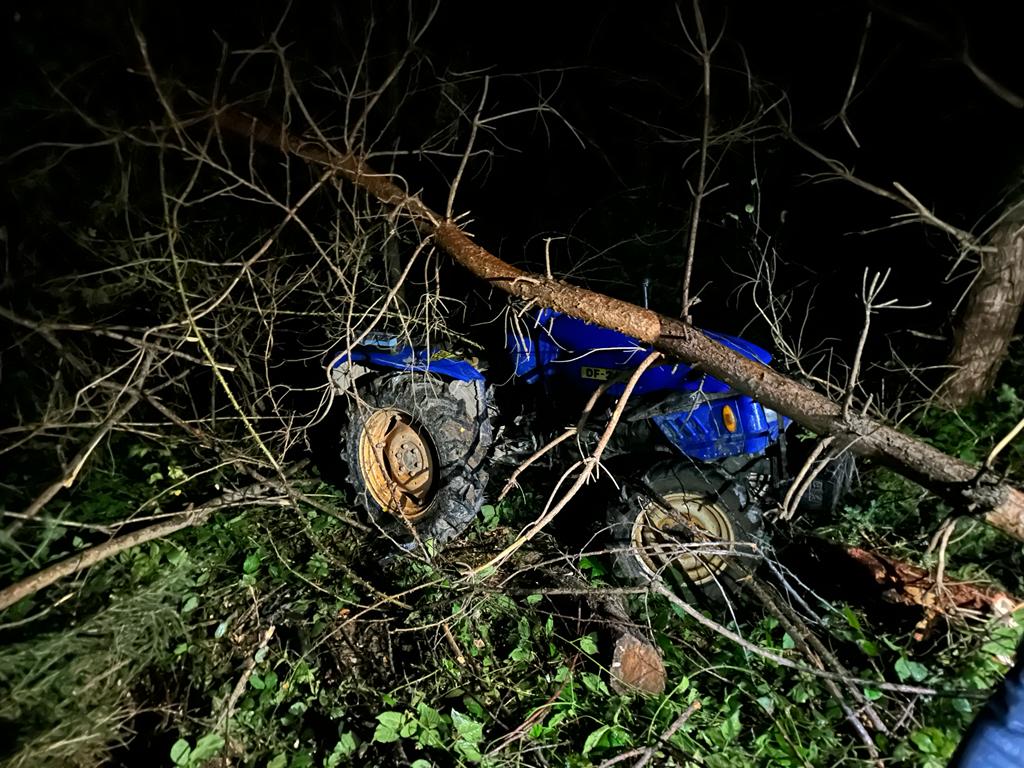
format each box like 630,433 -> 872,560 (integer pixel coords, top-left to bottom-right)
942,217 -> 1024,408
214,109 -> 1024,543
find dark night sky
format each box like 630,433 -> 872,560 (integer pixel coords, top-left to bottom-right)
5,1 -> 1024,392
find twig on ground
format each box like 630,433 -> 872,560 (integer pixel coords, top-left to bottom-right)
987,413 -> 1024,470
0,483 -> 290,612
488,655 -> 578,754
930,516 -> 959,599
739,568 -> 887,762
631,700 -> 702,768
649,581 -> 950,697
218,624 -> 277,733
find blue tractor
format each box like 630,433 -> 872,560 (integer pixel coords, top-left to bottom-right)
331,306 -> 850,591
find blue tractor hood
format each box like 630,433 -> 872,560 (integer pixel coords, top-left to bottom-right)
510,309 -> 775,399
532,308 -> 773,366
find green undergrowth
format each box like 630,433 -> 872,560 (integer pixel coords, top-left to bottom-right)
3,372 -> 1024,767
804,348 -> 1024,765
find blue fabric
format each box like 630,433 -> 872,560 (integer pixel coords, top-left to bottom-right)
952,649 -> 1024,767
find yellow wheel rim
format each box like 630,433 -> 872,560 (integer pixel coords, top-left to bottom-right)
632,491 -> 737,585
358,408 -> 437,520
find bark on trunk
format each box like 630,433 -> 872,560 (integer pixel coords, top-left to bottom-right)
214,108 -> 1024,543
844,545 -> 1017,622
942,219 -> 1024,408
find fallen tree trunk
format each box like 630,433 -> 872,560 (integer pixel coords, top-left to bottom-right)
780,535 -> 1018,637
844,545 -> 1018,626
214,109 -> 1024,542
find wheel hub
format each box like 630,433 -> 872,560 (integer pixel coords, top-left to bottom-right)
632,491 -> 737,585
359,408 -> 436,520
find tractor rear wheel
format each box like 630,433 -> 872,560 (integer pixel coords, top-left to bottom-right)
343,373 -> 492,548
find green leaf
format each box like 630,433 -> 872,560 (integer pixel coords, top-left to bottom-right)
720,708 -> 741,743
863,687 -> 882,701
526,593 -> 543,605
841,605 -> 862,631
191,733 -> 224,762
906,660 -> 929,682
910,730 -> 936,754
858,639 -> 880,657
895,657 -> 929,682
335,732 -> 358,756
894,657 -> 911,681
326,735 -> 358,767
417,702 -> 443,730
417,727 -> 445,748
410,761 -> 432,768
181,595 -> 199,614
582,725 -> 629,756
509,645 -> 533,662
582,725 -> 610,757
782,633 -> 796,650
170,739 -> 191,766
581,672 -> 609,696
373,724 -> 400,744
579,634 -> 598,655
243,552 -> 261,574
263,670 -> 278,690
455,741 -> 483,763
479,504 -> 497,528
789,680 -> 814,704
451,709 -> 483,743
462,695 -> 487,720
377,711 -> 404,730
267,755 -> 288,768
952,697 -> 973,714
249,673 -> 265,690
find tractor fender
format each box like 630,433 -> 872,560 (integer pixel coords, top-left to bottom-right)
330,340 -> 485,395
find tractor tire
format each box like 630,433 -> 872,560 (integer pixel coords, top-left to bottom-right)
343,373 -> 492,548
607,461 -> 764,600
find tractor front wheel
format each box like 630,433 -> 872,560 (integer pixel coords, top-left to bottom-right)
607,461 -> 764,600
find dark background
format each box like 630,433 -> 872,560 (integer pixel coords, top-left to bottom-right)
5,0 -> 1024,394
